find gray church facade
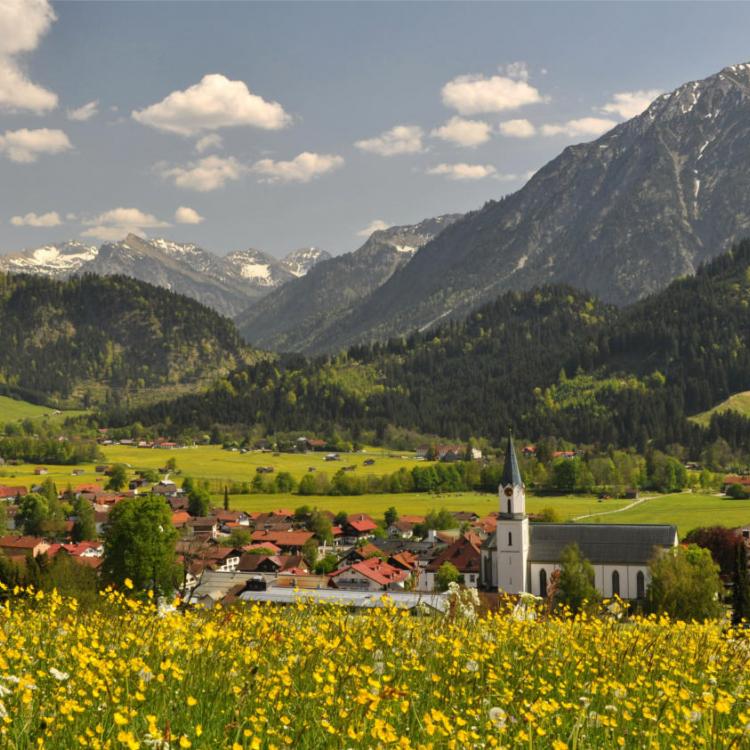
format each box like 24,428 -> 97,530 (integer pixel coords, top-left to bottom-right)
480,434 -> 678,599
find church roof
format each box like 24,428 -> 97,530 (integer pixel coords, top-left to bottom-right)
502,430 -> 523,486
528,524 -> 678,565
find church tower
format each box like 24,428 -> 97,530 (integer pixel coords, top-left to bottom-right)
495,429 -> 529,594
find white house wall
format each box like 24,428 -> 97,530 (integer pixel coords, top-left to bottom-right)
528,562 -> 651,599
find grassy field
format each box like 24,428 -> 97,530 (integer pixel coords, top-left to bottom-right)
592,491 -> 750,535
0,394 -> 87,427
691,390 -> 750,425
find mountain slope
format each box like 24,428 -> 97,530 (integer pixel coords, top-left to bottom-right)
235,215 -> 460,351
0,236 -> 331,319
0,272 -> 253,408
312,62 -> 750,351
122,239 -> 750,456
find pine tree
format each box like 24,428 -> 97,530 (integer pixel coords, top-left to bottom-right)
223,486 -> 230,511
732,542 -> 750,626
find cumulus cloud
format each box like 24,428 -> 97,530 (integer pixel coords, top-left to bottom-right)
355,125 -> 424,156
441,73 -> 543,115
0,128 -> 72,162
501,61 -> 531,82
499,119 -> 536,138
174,206 -> 205,224
427,163 -> 497,181
81,207 -> 169,241
357,219 -> 391,238
601,89 -> 663,119
10,210 -> 61,227
158,155 -> 244,192
252,152 -> 344,183
67,100 -> 99,122
132,74 -> 291,136
541,117 -> 618,138
195,133 -> 223,153
0,0 -> 58,113
431,117 -> 491,148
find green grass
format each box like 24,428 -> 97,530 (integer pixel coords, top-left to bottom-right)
0,394 -> 87,426
691,390 -> 750,426
597,491 -> 750,536
218,491 -> 628,520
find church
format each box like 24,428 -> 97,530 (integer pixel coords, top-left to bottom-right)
480,433 -> 679,599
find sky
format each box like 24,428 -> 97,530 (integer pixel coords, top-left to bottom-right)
2,1 -> 750,259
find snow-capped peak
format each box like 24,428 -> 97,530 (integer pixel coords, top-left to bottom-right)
0,241 -> 98,276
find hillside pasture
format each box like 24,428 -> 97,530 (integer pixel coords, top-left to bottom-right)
691,390 -> 750,425
0,395 -> 86,426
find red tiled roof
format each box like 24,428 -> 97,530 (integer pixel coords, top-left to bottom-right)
426,535 -> 482,574
389,551 -> 419,570
74,484 -> 102,493
251,530 -> 314,547
242,542 -> 282,554
0,486 -> 27,499
347,515 -> 377,533
0,535 -> 46,550
725,474 -> 750,486
398,515 -> 425,524
330,556 -> 409,586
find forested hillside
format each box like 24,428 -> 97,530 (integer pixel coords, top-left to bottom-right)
0,273 -> 252,408
113,239 -> 750,456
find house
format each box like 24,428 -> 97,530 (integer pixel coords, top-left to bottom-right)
330,557 -> 410,591
171,511 -> 191,529
94,511 -> 110,535
343,514 -> 378,543
388,517 -> 424,539
296,437 -> 328,452
480,432 -> 678,600
34,467 -> 48,476
723,474 -> 750,491
423,534 -> 482,591
187,517 -> 220,540
211,509 -> 251,527
0,486 -> 27,501
186,570 -> 259,608
0,535 -> 50,558
250,530 -> 314,553
340,542 -> 382,566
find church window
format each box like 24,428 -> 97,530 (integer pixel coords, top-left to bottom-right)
507,498 -> 511,514
508,532 -> 513,547
539,568 -> 547,596
636,571 -> 645,599
612,570 -> 620,597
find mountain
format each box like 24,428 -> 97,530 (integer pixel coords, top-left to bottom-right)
307,62 -> 750,351
0,241 -> 98,276
121,239 -> 750,458
0,236 -> 330,319
235,215 -> 461,351
0,272 -> 253,408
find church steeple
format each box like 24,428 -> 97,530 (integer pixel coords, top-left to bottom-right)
501,428 -> 523,488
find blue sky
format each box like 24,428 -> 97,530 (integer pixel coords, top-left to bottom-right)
2,1 -> 750,258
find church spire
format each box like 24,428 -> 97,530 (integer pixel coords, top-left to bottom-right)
502,428 -> 523,487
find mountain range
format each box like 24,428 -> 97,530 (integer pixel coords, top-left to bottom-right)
0,235 -> 331,318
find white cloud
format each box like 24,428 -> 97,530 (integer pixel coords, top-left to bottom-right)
252,152 -> 344,183
501,61 -> 530,82
195,133 -> 223,153
174,206 -> 205,224
0,128 -> 71,162
158,155 -> 244,192
357,219 -> 390,238
541,117 -> 618,138
441,73 -> 544,115
67,100 -> 99,122
10,210 -> 61,227
601,89 -> 663,119
355,125 -> 424,156
427,163 -> 497,181
0,0 -> 58,113
132,73 -> 291,136
431,117 -> 491,148
499,119 -> 536,138
81,207 -> 169,241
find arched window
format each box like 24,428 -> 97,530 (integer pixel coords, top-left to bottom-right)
508,531 -> 512,547
612,570 -> 620,597
636,570 -> 645,599
539,568 -> 547,597
507,498 -> 511,514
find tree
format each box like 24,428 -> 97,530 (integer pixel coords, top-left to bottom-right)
71,496 -> 96,542
553,543 -> 599,613
165,457 -> 177,472
223,486 -> 230,511
425,508 -> 458,531
536,506 -> 561,523
435,561 -> 460,592
17,493 -> 49,536
732,542 -> 750,625
228,528 -> 251,548
102,494 -> 179,596
384,506 -> 399,527
302,538 -> 319,568
647,545 -> 723,621
106,464 -> 128,492
683,526 -> 741,579
0,504 -> 7,536
314,553 -> 339,574
727,483 -> 750,500
309,510 -> 333,545
187,487 -> 211,518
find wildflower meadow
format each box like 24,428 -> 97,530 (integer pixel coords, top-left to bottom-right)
1,586 -> 749,749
